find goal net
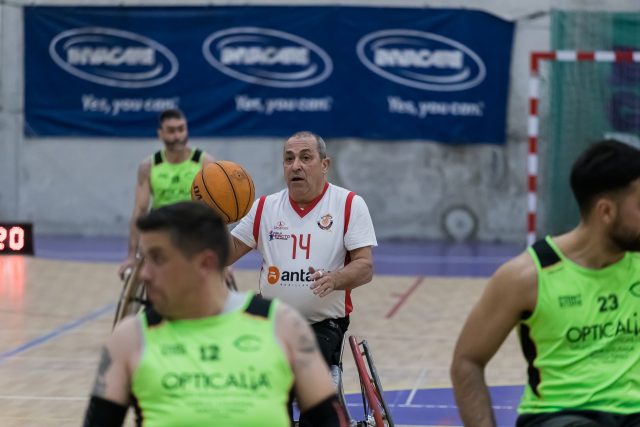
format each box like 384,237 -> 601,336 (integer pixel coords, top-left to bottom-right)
527,50 -> 640,246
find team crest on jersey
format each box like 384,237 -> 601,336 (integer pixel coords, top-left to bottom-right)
317,214 -> 333,231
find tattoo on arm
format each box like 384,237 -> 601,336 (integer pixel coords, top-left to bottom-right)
136,161 -> 151,188
91,347 -> 112,397
292,314 -> 319,369
137,167 -> 146,186
298,326 -> 318,354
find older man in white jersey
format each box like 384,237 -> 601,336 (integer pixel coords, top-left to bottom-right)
227,131 -> 377,370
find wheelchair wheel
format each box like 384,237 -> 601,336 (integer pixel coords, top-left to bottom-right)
349,335 -> 394,427
113,257 -> 146,328
361,339 -> 394,427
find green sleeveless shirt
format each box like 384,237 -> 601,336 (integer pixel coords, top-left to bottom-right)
131,294 -> 293,426
519,236 -> 640,414
149,148 -> 203,209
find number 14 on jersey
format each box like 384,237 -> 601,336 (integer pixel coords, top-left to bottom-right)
291,234 -> 311,260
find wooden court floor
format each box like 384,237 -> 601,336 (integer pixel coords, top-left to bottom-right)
0,255 -> 526,426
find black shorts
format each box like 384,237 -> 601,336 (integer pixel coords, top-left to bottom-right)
517,410 -> 640,427
310,316 -> 349,366
288,317 -> 349,425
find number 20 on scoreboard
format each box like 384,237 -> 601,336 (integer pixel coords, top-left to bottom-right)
0,223 -> 35,255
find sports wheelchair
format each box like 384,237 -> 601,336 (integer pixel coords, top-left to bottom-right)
113,260 -> 393,426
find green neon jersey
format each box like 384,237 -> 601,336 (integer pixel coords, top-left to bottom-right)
149,149 -> 203,209
518,236 -> 640,414
131,294 -> 293,426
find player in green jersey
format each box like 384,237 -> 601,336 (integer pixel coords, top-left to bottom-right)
84,202 -> 348,427
451,140 -> 640,427
118,109 -> 216,279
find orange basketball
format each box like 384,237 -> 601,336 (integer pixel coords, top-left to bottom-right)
191,161 -> 255,223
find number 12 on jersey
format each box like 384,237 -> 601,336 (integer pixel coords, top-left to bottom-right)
291,234 -> 311,259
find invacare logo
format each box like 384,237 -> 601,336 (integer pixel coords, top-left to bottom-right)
202,27 -> 332,88
357,29 -> 486,92
49,27 -> 178,88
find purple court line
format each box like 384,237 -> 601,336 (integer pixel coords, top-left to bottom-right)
385,276 -> 424,319
0,303 -> 114,365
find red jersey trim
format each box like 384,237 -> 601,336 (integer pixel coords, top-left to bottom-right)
345,290 -> 353,316
344,192 -> 356,236
289,182 -> 329,218
343,192 -> 356,316
253,196 -> 267,244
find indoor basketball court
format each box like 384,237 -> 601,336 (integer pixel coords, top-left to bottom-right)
0,237 -> 526,427
2,2 -> 638,427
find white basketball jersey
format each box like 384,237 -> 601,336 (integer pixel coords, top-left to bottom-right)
232,183 -> 377,322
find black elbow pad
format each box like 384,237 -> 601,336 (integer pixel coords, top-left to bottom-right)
82,395 -> 128,427
300,394 -> 349,427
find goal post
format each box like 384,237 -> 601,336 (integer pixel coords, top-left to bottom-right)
527,50 -> 640,246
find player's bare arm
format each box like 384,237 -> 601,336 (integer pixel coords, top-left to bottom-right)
118,159 -> 152,279
83,316 -> 141,426
309,245 -> 373,297
276,302 -> 335,412
450,252 -> 538,427
226,235 -> 252,266
202,152 -> 216,166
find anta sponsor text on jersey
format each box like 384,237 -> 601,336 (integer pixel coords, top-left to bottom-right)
267,265 -> 330,286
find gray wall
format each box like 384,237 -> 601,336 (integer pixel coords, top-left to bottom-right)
2,0 -> 638,241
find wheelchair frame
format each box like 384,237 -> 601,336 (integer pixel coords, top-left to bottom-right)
112,256 -> 237,328
342,335 -> 395,427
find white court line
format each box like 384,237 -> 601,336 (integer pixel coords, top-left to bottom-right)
394,403 -> 457,409
0,395 -> 85,401
0,394 -> 515,409
0,356 -> 95,362
347,402 -> 515,411
404,367 -> 428,405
